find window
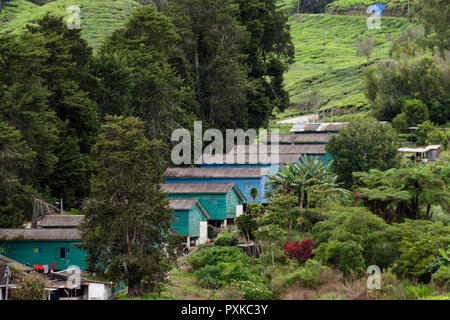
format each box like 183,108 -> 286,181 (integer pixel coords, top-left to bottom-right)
33,248 -> 43,254
209,200 -> 218,205
55,247 -> 69,259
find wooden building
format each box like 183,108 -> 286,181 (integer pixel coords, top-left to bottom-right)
0,228 -> 87,271
162,183 -> 246,227
164,167 -> 270,204
169,198 -> 210,246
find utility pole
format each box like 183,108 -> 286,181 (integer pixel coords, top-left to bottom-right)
5,265 -> 10,300
60,198 -> 63,214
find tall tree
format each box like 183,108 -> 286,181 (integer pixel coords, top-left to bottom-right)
102,6 -> 197,140
80,116 -> 183,297
166,0 -> 251,130
326,117 -> 400,189
0,122 -> 37,227
0,34 -> 59,222
26,15 -> 99,204
234,0 -> 295,128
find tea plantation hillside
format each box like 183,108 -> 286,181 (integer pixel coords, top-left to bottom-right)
1,0 -> 411,111
284,14 -> 409,111
0,0 -> 141,50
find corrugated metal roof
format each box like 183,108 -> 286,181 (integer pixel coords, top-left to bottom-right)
261,133 -> 335,144
0,255 -> 32,272
199,153 -> 302,164
169,198 -> 210,219
169,198 -> 198,210
197,144 -> 325,165
162,183 -> 246,202
162,183 -> 234,194
164,167 -> 269,178
37,215 -> 84,228
227,145 -> 326,154
0,229 -> 82,240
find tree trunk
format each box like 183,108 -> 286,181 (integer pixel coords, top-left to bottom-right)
271,246 -> 275,268
414,195 -> 419,220
426,205 -> 431,220
127,276 -> 143,297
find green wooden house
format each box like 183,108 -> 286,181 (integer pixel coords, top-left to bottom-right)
0,228 -> 87,271
162,183 -> 246,227
169,198 -> 210,246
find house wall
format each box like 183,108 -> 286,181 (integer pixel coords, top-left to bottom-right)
172,210 -> 190,236
226,189 -> 243,219
0,240 -> 87,270
88,283 -> 110,300
188,205 -> 208,237
168,194 -> 227,221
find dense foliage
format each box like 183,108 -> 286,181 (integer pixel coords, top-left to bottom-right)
79,116 -> 183,297
326,117 -> 400,189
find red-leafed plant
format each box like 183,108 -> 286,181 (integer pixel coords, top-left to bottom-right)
283,239 -> 314,264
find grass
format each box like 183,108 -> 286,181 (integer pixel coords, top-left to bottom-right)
0,0 -> 141,50
0,0 -> 37,23
115,267 -> 214,300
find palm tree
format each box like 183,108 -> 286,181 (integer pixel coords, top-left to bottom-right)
354,166 -> 450,221
393,166 -> 450,220
266,155 -> 350,209
250,187 -> 258,202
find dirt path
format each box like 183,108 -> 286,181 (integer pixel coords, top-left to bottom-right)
277,113 -> 318,124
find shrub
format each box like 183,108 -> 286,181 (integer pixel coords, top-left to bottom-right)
283,239 -> 314,264
390,220 -> 450,279
403,284 -> 432,300
272,259 -> 332,293
235,213 -> 258,241
234,274 -> 272,300
208,225 -> 220,239
431,266 -> 450,290
12,271 -> 47,300
214,274 -> 272,300
297,208 -> 327,231
188,246 -> 261,289
315,240 -> 366,276
212,283 -> 244,300
215,232 -> 238,247
187,246 -> 250,271
195,265 -> 222,288
312,207 -> 395,273
194,261 -> 261,289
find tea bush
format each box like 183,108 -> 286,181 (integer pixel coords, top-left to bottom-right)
215,232 -> 238,247
187,246 -> 250,271
272,259 -> 332,292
